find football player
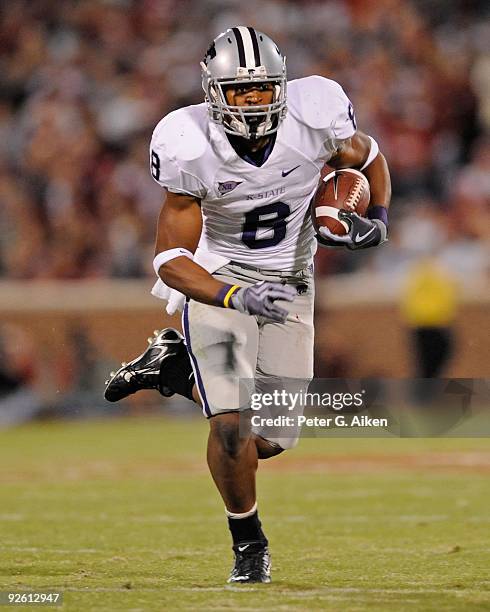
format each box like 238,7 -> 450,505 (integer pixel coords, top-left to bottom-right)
104,26 -> 391,584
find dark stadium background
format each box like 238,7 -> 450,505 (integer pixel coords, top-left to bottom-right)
0,0 -> 488,418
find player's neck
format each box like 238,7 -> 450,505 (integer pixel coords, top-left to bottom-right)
246,136 -> 271,153
226,132 -> 276,168
229,134 -> 271,153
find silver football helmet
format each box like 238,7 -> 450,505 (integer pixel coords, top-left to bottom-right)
201,27 -> 287,139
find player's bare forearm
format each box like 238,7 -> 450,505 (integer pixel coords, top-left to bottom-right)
362,152 -> 391,209
154,190 -> 230,306
160,256 -> 229,306
329,131 -> 391,208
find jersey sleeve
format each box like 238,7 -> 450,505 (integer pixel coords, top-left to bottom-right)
149,123 -> 207,199
287,76 -> 357,160
314,76 -> 357,156
330,84 -> 357,142
288,76 -> 356,136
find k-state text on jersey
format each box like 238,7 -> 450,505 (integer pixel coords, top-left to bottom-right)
246,187 -> 286,200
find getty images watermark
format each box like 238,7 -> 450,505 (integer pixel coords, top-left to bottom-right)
249,389 -> 387,429
235,378 -> 489,438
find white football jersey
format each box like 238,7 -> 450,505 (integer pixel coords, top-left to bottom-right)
150,75 -> 356,271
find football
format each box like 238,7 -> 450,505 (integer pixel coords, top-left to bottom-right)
312,168 -> 370,235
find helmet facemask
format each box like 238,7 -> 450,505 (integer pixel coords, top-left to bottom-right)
202,65 -> 287,139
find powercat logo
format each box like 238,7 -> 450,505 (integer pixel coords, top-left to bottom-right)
217,181 -> 242,196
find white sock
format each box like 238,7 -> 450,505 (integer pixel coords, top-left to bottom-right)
225,502 -> 257,519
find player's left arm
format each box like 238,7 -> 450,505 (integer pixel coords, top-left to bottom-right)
324,131 -> 391,250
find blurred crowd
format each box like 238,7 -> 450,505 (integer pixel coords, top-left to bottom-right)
0,0 -> 488,282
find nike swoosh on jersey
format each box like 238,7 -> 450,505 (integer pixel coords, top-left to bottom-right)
282,165 -> 301,177
355,226 -> 376,242
238,544 -> 250,552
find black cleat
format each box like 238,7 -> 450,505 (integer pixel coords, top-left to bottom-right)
104,328 -> 184,402
228,541 -> 271,584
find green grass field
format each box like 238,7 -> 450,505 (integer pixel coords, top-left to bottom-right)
0,416 -> 489,611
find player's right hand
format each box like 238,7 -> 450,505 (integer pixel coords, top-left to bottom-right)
231,281 -> 296,323
316,228 -> 351,248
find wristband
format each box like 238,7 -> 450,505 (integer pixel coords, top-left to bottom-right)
216,284 -> 241,308
367,205 -> 388,229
